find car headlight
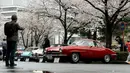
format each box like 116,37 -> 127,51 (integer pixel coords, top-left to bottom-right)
59,48 -> 62,53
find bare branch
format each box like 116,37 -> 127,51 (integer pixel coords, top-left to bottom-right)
85,0 -> 105,15
111,0 -> 129,21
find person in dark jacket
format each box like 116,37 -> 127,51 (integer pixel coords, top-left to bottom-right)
4,15 -> 24,67
115,36 -> 126,51
42,35 -> 50,62
42,35 -> 50,49
1,39 -> 7,61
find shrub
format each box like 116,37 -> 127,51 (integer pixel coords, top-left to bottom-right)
116,51 -> 128,61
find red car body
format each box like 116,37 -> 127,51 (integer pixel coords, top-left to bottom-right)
44,39 -> 117,63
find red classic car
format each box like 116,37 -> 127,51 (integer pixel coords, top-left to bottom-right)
43,39 -> 117,63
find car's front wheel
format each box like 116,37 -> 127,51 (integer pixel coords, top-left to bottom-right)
102,55 -> 111,63
70,53 -> 80,63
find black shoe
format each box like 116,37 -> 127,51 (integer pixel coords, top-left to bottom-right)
10,64 -> 17,67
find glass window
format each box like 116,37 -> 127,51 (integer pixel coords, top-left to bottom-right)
94,41 -> 102,47
96,42 -> 102,47
2,7 -> 17,11
81,40 -> 94,46
71,39 -> 95,46
71,40 -> 84,46
2,12 -> 17,16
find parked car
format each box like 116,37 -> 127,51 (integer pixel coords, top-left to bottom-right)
20,47 -> 39,61
43,39 -> 117,63
32,48 -> 43,57
15,47 -> 25,61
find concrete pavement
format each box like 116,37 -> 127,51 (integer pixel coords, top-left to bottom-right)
0,61 -> 130,73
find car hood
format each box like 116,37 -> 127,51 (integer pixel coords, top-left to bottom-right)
46,45 -> 89,51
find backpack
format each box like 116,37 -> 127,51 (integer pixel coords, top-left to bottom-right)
4,22 -> 15,37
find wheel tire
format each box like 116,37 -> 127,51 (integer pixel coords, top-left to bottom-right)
102,55 -> 111,63
70,53 -> 80,63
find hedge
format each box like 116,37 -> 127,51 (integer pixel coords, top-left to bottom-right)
116,51 -> 128,61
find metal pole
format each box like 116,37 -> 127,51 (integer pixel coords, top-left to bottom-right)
123,30 -> 124,51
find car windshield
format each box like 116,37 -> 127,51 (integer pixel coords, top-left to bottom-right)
71,39 -> 94,46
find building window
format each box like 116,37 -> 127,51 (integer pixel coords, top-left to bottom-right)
1,12 -> 17,16
2,7 -> 17,11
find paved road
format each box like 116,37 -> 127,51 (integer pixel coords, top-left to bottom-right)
0,61 -> 130,73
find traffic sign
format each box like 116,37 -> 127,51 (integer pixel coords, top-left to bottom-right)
121,22 -> 125,31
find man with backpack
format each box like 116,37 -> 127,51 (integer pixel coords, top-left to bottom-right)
4,15 -> 24,67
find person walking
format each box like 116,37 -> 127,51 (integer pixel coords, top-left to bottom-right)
1,39 -> 7,61
42,35 -> 50,62
4,15 -> 24,67
125,41 -> 130,62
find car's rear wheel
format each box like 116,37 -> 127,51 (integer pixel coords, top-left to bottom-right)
70,53 -> 80,63
102,55 -> 111,63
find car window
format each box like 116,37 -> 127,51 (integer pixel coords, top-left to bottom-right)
96,42 -> 103,47
71,40 -> 84,46
82,40 -> 95,46
94,41 -> 102,47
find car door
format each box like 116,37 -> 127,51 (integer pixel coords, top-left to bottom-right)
92,41 -> 106,59
82,40 -> 95,59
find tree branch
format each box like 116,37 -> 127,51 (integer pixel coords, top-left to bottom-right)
85,0 -> 105,15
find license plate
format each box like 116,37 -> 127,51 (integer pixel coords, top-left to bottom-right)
47,55 -> 53,59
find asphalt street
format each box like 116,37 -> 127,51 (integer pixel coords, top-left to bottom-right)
0,61 -> 130,73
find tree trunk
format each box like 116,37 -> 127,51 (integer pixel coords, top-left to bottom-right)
63,10 -> 68,45
64,29 -> 68,44
30,32 -> 33,46
106,24 -> 112,49
35,40 -> 39,47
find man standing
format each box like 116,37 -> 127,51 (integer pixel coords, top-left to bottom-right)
1,39 -> 7,61
4,15 -> 24,67
42,35 -> 50,62
42,35 -> 50,49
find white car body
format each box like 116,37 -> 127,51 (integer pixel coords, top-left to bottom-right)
32,48 -> 43,56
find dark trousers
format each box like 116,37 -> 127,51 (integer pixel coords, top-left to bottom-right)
5,41 -> 17,65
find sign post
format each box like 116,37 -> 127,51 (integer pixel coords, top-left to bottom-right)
121,22 -> 126,51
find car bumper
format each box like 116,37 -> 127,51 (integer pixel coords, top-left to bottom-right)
44,53 -> 67,60
111,54 -> 117,60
